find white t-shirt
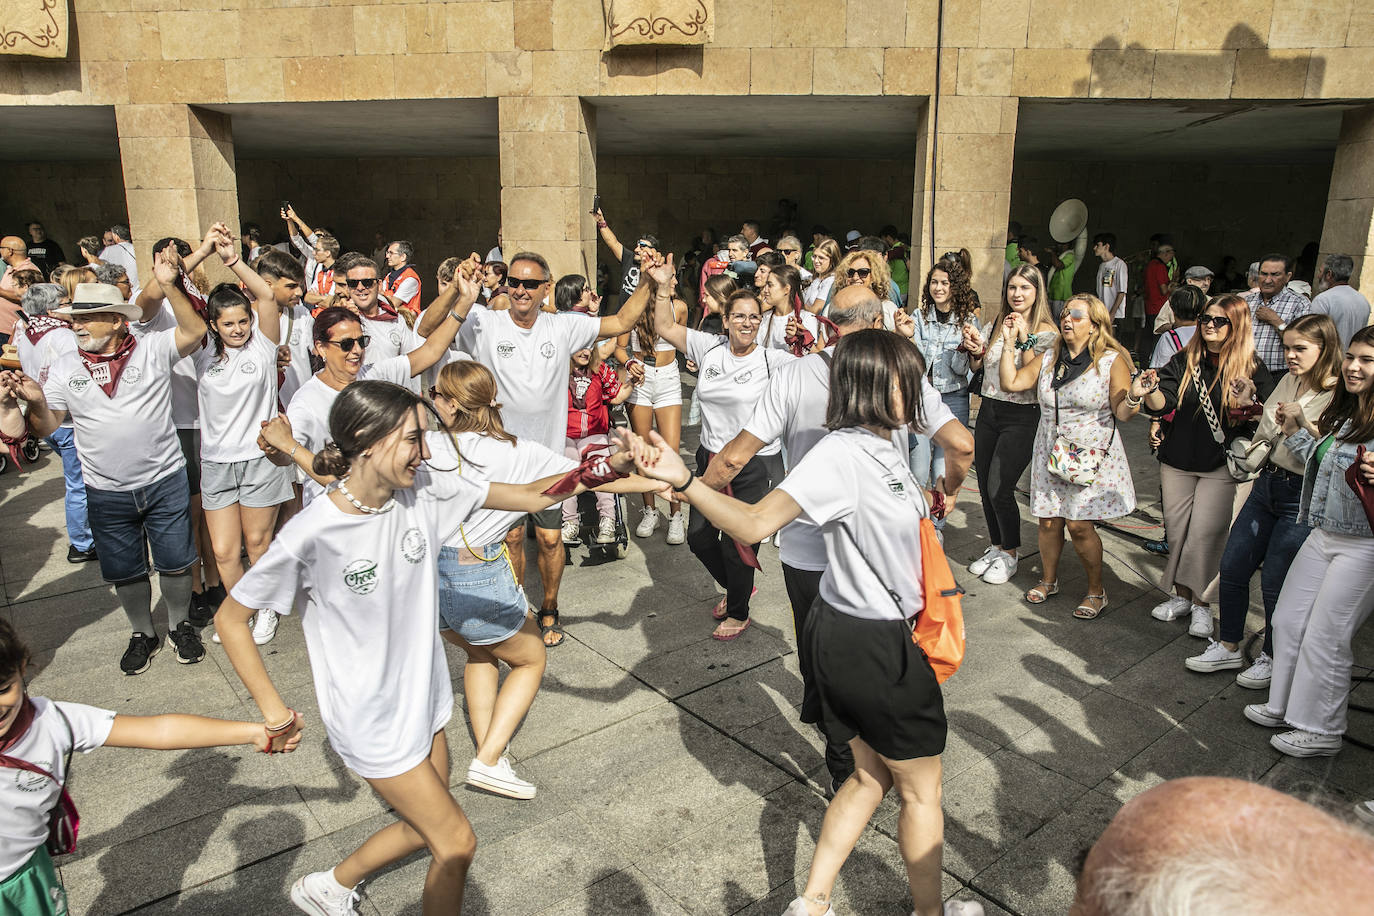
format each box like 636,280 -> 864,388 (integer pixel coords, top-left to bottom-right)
458,306 -> 601,453
98,241 -> 139,288
425,430 -> 575,548
803,275 -> 835,308
131,301 -> 200,429
230,469 -> 488,779
1097,256 -> 1129,319
684,329 -> 792,456
745,348 -> 955,571
1150,325 -> 1196,369
759,309 -> 820,352
778,427 -> 927,620
0,698 -> 115,881
359,312 -> 422,367
43,328 -> 185,491
193,324 -> 281,463
278,305 -> 315,407
15,320 -> 78,429
285,355 -> 412,505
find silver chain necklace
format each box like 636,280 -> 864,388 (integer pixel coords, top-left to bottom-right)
336,477 -> 395,515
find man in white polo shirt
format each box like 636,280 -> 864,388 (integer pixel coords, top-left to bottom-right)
5,268 -> 208,675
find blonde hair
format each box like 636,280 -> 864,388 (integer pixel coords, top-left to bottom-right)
60,267 -> 98,299
811,238 -> 842,279
835,250 -> 891,302
990,264 -> 1055,336
433,361 -> 515,444
1180,294 -> 1260,411
1057,293 -> 1133,374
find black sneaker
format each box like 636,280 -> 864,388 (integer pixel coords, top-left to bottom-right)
203,583 -> 227,611
67,544 -> 98,564
167,622 -> 205,665
187,591 -> 216,628
120,633 -> 161,675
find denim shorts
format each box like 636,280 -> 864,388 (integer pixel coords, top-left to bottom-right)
86,468 -> 197,584
437,544 -> 529,646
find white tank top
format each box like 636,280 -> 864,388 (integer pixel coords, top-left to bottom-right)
629,328 -> 675,354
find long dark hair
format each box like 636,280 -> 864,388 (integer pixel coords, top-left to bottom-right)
825,329 -> 925,432
919,255 -> 978,325
1318,325 -> 1374,443
0,617 -> 29,684
205,283 -> 252,359
313,380 -> 437,478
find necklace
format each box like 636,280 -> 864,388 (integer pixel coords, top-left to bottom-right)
336,477 -> 395,515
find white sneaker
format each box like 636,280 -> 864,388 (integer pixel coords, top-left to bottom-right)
1187,604 -> 1214,638
1243,703 -> 1286,728
1353,800 -> 1374,827
941,902 -> 986,916
251,610 -> 279,645
290,870 -> 360,916
981,553 -> 1017,585
781,898 -> 833,916
561,520 -> 580,544
1271,728 -> 1342,758
634,507 -> 660,538
968,546 -> 1003,576
1150,595 -> 1191,621
466,755 -> 536,799
1235,652 -> 1273,690
594,517 -> 617,544
1184,639 -> 1244,673
665,511 -> 686,545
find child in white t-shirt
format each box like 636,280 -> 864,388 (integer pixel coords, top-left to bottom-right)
0,618 -> 301,915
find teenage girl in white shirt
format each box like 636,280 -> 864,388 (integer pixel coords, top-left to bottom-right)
218,380 -> 641,916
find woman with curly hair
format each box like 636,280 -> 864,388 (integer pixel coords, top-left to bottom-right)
830,250 -> 898,330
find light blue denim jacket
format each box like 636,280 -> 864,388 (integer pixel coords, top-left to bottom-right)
915,315 -> 971,394
1289,425 -> 1374,537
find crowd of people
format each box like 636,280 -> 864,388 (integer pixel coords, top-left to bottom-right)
0,207 -> 1372,916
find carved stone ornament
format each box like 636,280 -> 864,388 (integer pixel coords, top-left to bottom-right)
603,0 -> 714,49
0,0 -> 67,58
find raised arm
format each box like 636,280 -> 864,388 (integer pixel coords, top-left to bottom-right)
593,208 -> 625,261
596,267 -> 654,340
155,250 -> 209,357
285,205 -> 316,248
481,448 -> 661,513
405,266 -> 479,377
416,253 -> 482,338
211,223 -> 280,345
0,370 -> 65,439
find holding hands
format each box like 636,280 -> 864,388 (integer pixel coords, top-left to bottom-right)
255,709 -> 305,755
960,323 -> 984,356
1130,369 -> 1159,400
614,427 -> 686,489
0,369 -> 43,404
1230,376 -> 1258,404
1275,401 -> 1314,436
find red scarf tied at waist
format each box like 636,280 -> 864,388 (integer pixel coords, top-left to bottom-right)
79,332 -> 139,397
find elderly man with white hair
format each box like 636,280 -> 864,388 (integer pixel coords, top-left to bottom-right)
0,264 -> 208,676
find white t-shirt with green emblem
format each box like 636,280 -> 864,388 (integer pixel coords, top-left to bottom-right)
230,468 -> 489,778
193,321 -> 281,463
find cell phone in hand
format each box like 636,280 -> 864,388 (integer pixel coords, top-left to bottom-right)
281,200 -> 291,214
591,194 -> 600,215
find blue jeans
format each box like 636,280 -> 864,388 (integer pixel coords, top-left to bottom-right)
908,388 -> 971,529
437,544 -> 528,646
85,468 -> 196,584
44,427 -> 92,551
1217,467 -> 1311,654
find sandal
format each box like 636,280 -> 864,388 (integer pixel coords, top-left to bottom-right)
711,618 -> 752,641
1073,594 -> 1108,620
1025,581 -> 1059,604
711,586 -> 758,620
537,604 -> 565,647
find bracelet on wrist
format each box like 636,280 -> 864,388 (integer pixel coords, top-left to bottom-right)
223,258 -> 240,268
265,709 -> 296,733
672,471 -> 694,493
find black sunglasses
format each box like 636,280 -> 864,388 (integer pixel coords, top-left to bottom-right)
1198,315 -> 1232,329
344,278 -> 378,289
508,277 -> 547,290
326,335 -> 370,352
846,267 -> 872,279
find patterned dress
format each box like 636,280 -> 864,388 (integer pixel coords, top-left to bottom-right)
1030,349 -> 1136,521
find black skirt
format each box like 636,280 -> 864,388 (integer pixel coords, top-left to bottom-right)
801,596 -> 947,761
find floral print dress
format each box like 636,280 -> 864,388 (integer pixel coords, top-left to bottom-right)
1030,349 -> 1136,521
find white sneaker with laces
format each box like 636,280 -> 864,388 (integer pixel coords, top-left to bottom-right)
290,870 -> 361,916
467,755 -> 537,799
981,553 -> 1017,585
1235,652 -> 1272,689
941,902 -> 986,916
665,511 -> 686,545
1187,604 -> 1214,638
1150,595 -> 1192,621
1184,639 -> 1244,673
634,507 -> 660,538
252,610 -> 279,645
968,546 -> 1003,576
1271,728 -> 1342,758
781,898 -> 833,916
1243,703 -> 1286,728
561,520 -> 580,544
595,517 -> 617,544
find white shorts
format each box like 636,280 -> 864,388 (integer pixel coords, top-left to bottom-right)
201,455 -> 295,511
628,361 -> 682,408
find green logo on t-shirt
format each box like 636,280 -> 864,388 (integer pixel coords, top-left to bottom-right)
343,559 -> 378,595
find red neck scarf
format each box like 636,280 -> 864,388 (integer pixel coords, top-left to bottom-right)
0,696 -> 35,754
365,301 -> 400,323
23,315 -> 67,347
79,332 -> 139,397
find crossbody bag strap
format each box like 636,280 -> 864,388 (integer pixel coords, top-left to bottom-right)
0,703 -> 74,787
836,522 -> 907,625
1194,373 -> 1227,444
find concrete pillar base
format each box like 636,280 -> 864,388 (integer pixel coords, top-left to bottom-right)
1320,104 -> 1374,297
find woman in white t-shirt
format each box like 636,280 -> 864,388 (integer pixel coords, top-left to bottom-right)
653,264 -> 795,640
194,232 -> 293,647
0,617 -> 300,914
621,329 -> 978,916
760,264 -> 822,354
219,380 -> 639,916
802,238 -> 841,312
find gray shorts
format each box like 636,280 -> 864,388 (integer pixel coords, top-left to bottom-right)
201,455 -> 295,511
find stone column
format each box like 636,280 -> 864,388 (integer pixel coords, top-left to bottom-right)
498,97 -> 596,283
1319,104 -> 1374,297
911,95 -> 1019,314
115,105 -> 240,286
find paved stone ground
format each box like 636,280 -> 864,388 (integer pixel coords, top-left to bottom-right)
4,409 -> 1373,916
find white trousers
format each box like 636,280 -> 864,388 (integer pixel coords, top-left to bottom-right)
1266,528 -> 1374,735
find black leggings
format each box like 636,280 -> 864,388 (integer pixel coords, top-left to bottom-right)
973,397 -> 1040,552
688,445 -> 770,621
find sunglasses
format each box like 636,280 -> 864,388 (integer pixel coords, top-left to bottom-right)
846,268 -> 872,279
326,335 -> 370,352
344,278 -> 378,289
779,249 -> 800,255
1198,315 -> 1232,329
1064,308 -> 1088,320
507,277 -> 547,290
427,386 -> 443,400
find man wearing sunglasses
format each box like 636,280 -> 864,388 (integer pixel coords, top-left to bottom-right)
592,206 -> 660,312
442,250 -> 657,646
333,252 -> 448,392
